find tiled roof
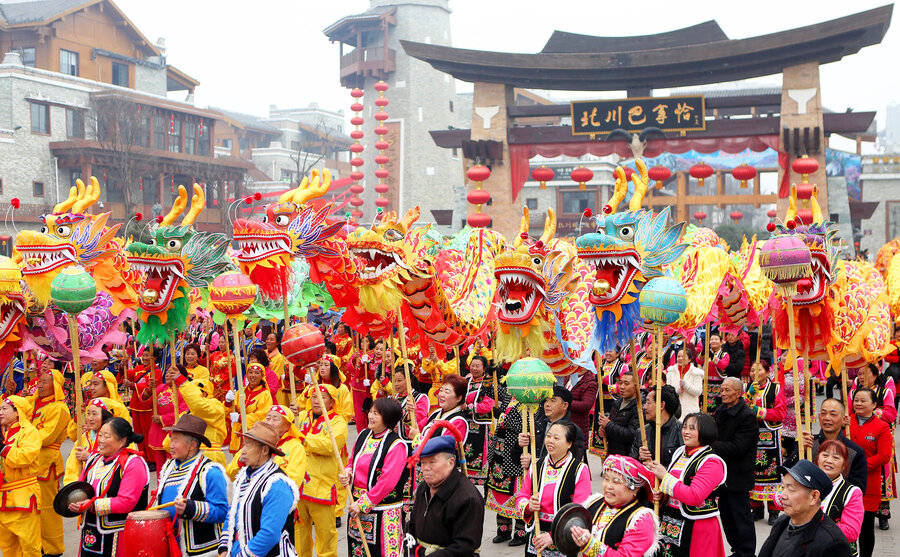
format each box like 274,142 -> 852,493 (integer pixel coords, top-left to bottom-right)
0,0 -> 90,25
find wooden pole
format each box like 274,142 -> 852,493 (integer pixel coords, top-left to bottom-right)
654,329 -> 663,513
592,352 -> 608,455
169,338 -> 182,418
803,348 -> 812,454
231,321 -> 248,434
839,359 -> 850,436
628,338 -> 648,449
308,370 -> 370,557
755,325 -> 763,365
785,296 -> 805,460
68,317 -> 84,448
395,313 -> 415,429
702,322 -> 711,413
283,279 -> 297,411
528,409 -> 542,557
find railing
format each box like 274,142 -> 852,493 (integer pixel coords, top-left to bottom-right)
340,47 -> 396,80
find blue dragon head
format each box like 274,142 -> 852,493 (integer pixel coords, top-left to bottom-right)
575,160 -> 687,351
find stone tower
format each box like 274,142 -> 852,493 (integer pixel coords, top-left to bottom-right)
324,0 -> 461,233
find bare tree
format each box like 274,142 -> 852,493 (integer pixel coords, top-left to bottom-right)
88,93 -> 146,217
290,117 -> 338,184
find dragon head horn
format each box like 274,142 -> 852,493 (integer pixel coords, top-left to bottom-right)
72,176 -> 101,214
811,186 -> 824,223
160,185 -> 189,227
539,207 -> 557,245
181,184 -> 205,226
278,175 -> 308,204
785,185 -> 798,223
293,169 -> 331,207
513,207 -> 529,249
606,167 -> 628,213
399,206 -> 420,232
54,183 -> 80,213
628,159 -> 649,211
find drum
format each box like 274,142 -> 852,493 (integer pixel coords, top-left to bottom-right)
121,510 -> 175,557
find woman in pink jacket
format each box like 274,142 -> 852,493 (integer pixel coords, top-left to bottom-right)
647,412 -> 727,557
817,439 -> 864,556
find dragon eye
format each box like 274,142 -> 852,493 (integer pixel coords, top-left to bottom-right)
532,256 -> 543,266
39,226 -> 48,234
166,239 -> 182,251
384,229 -> 404,241
55,225 -> 71,237
618,226 -> 634,240
275,215 -> 290,226
261,215 -> 268,223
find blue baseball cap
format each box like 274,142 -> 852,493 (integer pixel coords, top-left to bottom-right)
420,435 -> 457,458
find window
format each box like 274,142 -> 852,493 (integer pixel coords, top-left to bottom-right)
71,170 -> 81,184
198,125 -> 210,156
222,138 -> 233,150
0,179 -> 4,194
111,62 -> 129,87
526,198 -> 538,210
136,115 -> 151,148
291,141 -> 300,151
281,170 -> 293,182
18,48 -> 35,67
239,138 -> 249,151
59,49 -> 79,76
561,191 -> 594,214
169,119 -> 181,153
154,116 -> 166,150
30,103 -> 49,134
33,181 -> 45,197
449,100 -> 454,112
184,122 -> 196,155
66,108 -> 84,138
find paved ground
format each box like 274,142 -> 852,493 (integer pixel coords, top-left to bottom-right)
58,418 -> 899,557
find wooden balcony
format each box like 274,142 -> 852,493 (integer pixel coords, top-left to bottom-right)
340,47 -> 396,88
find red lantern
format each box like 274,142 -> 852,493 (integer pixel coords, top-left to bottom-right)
350,103 -> 364,113
350,88 -> 364,99
349,197 -> 364,207
623,167 -> 635,180
350,116 -> 364,126
467,189 -> 491,206
648,166 -> 671,190
571,167 -> 593,191
350,144 -> 364,153
374,97 -> 389,107
282,323 -> 326,367
374,169 -> 389,179
350,171 -> 364,181
730,210 -> 743,223
350,130 -> 364,140
791,155 -> 818,183
374,183 -> 389,194
374,126 -> 389,136
766,209 -> 777,219
350,158 -> 364,167
374,81 -> 389,92
374,111 -> 389,122
731,164 -> 756,189
350,184 -> 364,195
351,209 -> 363,219
796,208 -> 813,225
467,165 -> 491,183
375,140 -> 390,150
531,166 -> 555,190
693,211 -> 707,224
467,213 -> 491,228
689,163 -> 713,188
374,198 -> 390,208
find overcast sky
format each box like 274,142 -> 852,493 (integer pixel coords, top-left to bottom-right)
117,0 -> 898,140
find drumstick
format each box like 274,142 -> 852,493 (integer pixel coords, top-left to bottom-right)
147,500 -> 178,511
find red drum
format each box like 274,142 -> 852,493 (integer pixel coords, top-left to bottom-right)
121,509 -> 175,557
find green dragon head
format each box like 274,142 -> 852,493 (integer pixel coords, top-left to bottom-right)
126,184 -> 231,345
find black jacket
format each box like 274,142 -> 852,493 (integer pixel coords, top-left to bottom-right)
409,467 -> 484,557
712,399 -> 758,492
723,340 -> 746,378
783,431 -> 868,494
630,416 -> 683,467
605,397 -> 640,456
758,510 -> 852,557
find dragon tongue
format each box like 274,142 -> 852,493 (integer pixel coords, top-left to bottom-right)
145,276 -> 165,292
506,283 -> 530,302
594,266 -> 617,285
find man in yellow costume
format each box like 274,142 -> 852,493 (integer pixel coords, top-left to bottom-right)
296,384 -> 348,557
28,369 -> 70,557
0,395 -> 42,557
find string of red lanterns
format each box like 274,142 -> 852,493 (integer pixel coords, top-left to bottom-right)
348,88 -> 365,219
791,155 -> 819,225
373,81 -> 390,210
466,165 -> 491,228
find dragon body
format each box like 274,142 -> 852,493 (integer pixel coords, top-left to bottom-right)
14,177 -> 139,314
493,208 -> 593,375
0,257 -> 26,372
126,185 -> 231,346
575,160 -> 687,353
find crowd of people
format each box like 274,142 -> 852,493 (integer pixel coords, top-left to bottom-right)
0,315 -> 897,557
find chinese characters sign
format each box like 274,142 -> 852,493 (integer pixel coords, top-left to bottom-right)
570,96 -> 706,136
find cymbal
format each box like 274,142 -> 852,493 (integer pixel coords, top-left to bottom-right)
551,502 -> 592,556
54,481 -> 95,518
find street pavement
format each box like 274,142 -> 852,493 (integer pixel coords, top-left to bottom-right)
58,414 -> 899,557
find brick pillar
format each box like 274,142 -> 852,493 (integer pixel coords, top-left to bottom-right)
469,82 -> 519,239
778,62 -> 828,218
